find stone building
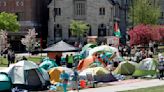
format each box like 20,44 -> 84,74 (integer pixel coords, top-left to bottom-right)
48,0 -> 120,45
0,0 -> 47,52
158,0 -> 164,24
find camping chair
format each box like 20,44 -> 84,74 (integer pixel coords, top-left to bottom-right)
86,73 -> 98,88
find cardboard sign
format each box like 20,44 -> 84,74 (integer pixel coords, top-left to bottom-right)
106,36 -> 120,47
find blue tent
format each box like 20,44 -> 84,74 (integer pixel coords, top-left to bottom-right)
39,57 -> 58,70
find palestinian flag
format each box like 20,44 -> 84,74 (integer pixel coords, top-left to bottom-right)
114,22 -> 121,38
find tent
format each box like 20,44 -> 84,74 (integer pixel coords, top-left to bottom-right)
7,60 -> 48,89
0,72 -> 12,91
114,61 -> 138,75
94,73 -> 117,83
79,67 -> 117,82
81,43 -> 97,58
43,40 -> 79,52
39,57 -> 58,70
79,67 -> 109,76
82,43 -> 97,51
48,67 -> 73,84
77,56 -> 106,71
133,58 -> 157,77
77,56 -> 96,71
89,45 -> 119,56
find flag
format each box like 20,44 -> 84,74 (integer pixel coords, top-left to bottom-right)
113,22 -> 121,38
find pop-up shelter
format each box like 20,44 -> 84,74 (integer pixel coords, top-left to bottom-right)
43,40 -> 79,59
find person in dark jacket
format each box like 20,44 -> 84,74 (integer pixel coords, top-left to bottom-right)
7,49 -> 12,67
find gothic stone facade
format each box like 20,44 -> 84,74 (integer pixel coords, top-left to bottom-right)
48,0 -> 115,45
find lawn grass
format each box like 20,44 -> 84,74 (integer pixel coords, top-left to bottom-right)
120,85 -> 164,92
0,56 -> 43,67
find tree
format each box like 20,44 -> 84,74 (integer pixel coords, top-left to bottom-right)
129,0 -> 161,26
70,20 -> 89,43
21,28 -> 39,53
0,12 -> 20,32
0,30 -> 8,52
128,24 -> 164,46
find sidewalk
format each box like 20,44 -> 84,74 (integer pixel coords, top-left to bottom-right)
69,79 -> 164,92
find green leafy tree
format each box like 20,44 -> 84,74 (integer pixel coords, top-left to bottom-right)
0,12 -> 20,32
70,20 -> 89,42
129,0 -> 161,26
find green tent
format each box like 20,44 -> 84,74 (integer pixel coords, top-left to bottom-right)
114,61 -> 138,75
133,58 -> 157,77
0,72 -> 12,91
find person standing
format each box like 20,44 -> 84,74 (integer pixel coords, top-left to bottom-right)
65,54 -> 69,67
60,70 -> 69,92
68,54 -> 73,68
7,49 -> 12,67
71,68 -> 79,91
11,50 -> 15,63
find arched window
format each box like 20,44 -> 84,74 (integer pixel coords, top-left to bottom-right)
54,24 -> 62,38
98,24 -> 106,36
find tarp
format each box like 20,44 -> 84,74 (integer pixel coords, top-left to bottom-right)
39,57 -> 58,70
114,61 -> 138,75
43,40 -> 79,52
133,58 -> 157,77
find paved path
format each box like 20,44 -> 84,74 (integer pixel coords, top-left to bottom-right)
69,79 -> 164,92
